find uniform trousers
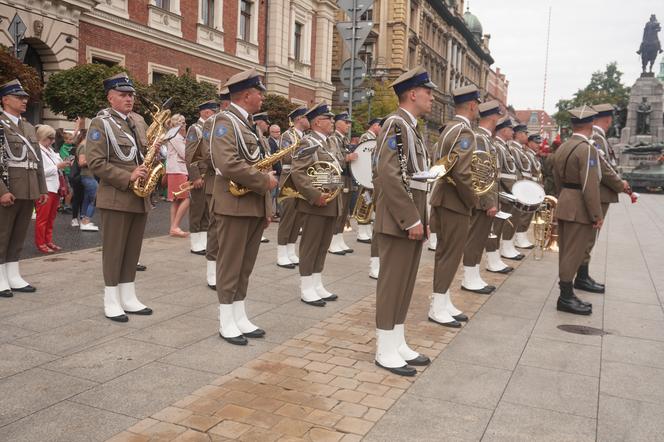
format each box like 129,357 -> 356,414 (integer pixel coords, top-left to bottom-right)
214,214 -> 264,304
299,213 -> 335,276
516,210 -> 534,233
188,187 -> 209,233
375,233 -> 422,329
99,209 -> 147,286
370,230 -> 379,258
433,207 -> 471,293
583,203 -> 610,265
205,194 -> 218,262
463,208 -> 493,266
0,199 -> 33,264
558,220 -> 596,282
334,191 -> 351,234
277,199 -> 302,245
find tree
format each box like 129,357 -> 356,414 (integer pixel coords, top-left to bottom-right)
43,63 -> 129,119
0,45 -> 42,101
343,80 -> 398,136
261,94 -> 299,130
553,62 -> 630,131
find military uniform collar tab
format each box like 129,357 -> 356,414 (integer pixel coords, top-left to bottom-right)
230,102 -> 250,120
2,111 -> 20,126
593,125 -> 606,137
572,132 -> 590,141
313,131 -> 327,141
398,107 -> 418,126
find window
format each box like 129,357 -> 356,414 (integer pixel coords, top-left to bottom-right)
360,6 -> 372,21
155,0 -> 170,9
359,42 -> 374,68
294,22 -> 303,61
529,112 -> 538,124
202,0 -> 215,26
86,47 -> 125,66
148,62 -> 178,84
240,0 -> 252,41
152,72 -> 167,84
91,57 -> 118,67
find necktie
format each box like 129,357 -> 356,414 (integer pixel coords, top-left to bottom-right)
126,117 -> 143,163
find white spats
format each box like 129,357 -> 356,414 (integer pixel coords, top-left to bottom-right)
357,224 -> 372,241
514,232 -> 534,248
500,238 -> 521,258
375,329 -> 407,368
486,250 -> 510,272
5,261 -> 29,289
369,257 -> 380,280
118,282 -> 148,312
207,260 -> 216,287
462,265 -> 484,290
427,232 -> 438,251
429,292 -> 459,324
328,234 -> 346,253
0,264 -> 10,292
232,300 -> 259,334
441,291 -> 463,316
190,232 -> 205,253
219,304 -> 242,338
286,243 -> 299,264
277,245 -> 293,266
312,273 -> 335,299
394,324 -> 419,361
104,286 -> 125,318
300,275 -> 323,303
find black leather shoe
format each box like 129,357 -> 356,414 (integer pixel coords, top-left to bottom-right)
502,254 -> 525,261
375,360 -> 417,377
487,266 -> 514,274
571,294 -> 592,308
574,277 -> 605,294
125,307 -> 153,315
219,332 -> 248,345
301,298 -> 326,307
277,262 -> 296,269
587,275 -> 605,290
136,264 -> 147,271
357,238 -> 371,244
12,285 -> 36,293
557,297 -> 592,315
461,285 -> 494,295
343,248 -> 354,254
1,289 -> 13,298
453,313 -> 469,322
106,314 -> 129,323
329,250 -> 346,255
428,316 -> 461,328
190,249 -> 206,255
322,294 -> 338,301
405,354 -> 431,366
243,328 -> 266,338
261,238 -> 270,243
515,244 -> 535,250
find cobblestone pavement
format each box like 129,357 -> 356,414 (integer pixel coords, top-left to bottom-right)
1,194 -> 663,442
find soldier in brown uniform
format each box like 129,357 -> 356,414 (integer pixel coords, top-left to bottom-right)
328,112 -> 357,255
0,80 -> 47,297
209,69 -> 278,345
574,104 -> 629,293
429,85 -> 481,328
291,102 -> 342,307
86,73 -> 153,322
460,100 -> 501,294
485,117 -> 517,272
553,106 -> 603,315
359,118 -> 380,143
185,100 -> 219,257
511,124 -> 538,249
276,106 -> 308,269
372,67 -> 433,376
254,112 -> 272,244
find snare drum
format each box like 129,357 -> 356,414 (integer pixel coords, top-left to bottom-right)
349,140 -> 375,190
511,179 -> 545,213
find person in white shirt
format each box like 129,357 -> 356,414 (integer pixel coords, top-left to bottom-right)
165,114 -> 190,237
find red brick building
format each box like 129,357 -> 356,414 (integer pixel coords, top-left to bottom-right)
515,109 -> 558,141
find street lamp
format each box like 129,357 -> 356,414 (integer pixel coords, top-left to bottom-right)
366,88 -> 375,121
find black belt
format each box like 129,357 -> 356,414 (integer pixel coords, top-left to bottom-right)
563,183 -> 581,190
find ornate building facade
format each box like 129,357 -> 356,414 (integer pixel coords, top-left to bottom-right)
0,0 -> 336,125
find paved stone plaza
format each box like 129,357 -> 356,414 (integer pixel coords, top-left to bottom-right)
1,193 -> 663,442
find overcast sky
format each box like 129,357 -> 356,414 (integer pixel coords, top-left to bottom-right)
469,0 -> 662,115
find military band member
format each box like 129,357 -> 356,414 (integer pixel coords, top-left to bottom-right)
485,117 -> 517,272
425,126 -> 446,252
359,118 -> 381,143
357,118 -> 382,245
0,80 -> 47,298
291,102 -> 341,307
509,124 -> 536,250
86,73 -> 152,322
276,106 -> 308,269
574,104 -> 629,293
254,112 -> 272,244
461,100 -> 501,294
373,67 -> 433,376
209,69 -> 278,345
553,106 -> 603,315
185,100 -> 219,256
429,85 -> 481,328
328,112 -> 356,255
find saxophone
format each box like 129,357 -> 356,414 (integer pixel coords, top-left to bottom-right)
132,97 -> 173,198
229,143 -> 299,197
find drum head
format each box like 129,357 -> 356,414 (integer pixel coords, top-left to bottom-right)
350,140 -> 375,189
512,180 -> 545,205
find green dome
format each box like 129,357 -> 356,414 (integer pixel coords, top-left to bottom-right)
464,9 -> 483,39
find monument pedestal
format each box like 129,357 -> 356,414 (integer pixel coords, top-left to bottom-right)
624,74 -> 664,145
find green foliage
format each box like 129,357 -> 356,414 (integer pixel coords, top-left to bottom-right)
0,45 -> 42,101
553,62 -> 630,130
343,80 -> 398,136
43,63 -> 128,119
260,94 -> 299,130
137,71 -> 218,125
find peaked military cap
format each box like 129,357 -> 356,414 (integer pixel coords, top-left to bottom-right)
513,123 -> 528,133
478,100 -> 501,118
103,73 -> 135,93
368,118 -> 382,127
495,117 -> 513,131
253,112 -> 270,124
592,103 -> 614,119
218,87 -> 231,101
528,134 -> 543,143
0,79 -> 29,97
334,112 -> 352,122
224,68 -> 266,94
198,100 -> 219,112
391,66 -> 437,96
305,102 -> 334,121
569,105 -> 597,124
452,85 -> 481,104
288,106 -> 308,120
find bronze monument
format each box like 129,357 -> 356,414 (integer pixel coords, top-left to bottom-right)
637,14 -> 662,74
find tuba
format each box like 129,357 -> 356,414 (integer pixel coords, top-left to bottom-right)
278,161 -> 343,204
132,97 -> 173,198
229,143 -> 298,197
532,195 -> 558,260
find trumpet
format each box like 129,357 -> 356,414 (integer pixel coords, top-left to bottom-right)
172,180 -> 195,198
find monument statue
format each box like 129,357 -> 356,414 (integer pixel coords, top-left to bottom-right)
637,14 -> 662,74
636,97 -> 652,135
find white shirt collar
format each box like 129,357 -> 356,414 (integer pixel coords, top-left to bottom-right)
455,114 -> 471,126
314,131 -> 327,141
478,126 -> 492,136
230,102 -> 249,120
294,127 -> 304,137
3,111 -> 20,126
572,132 -> 590,141
593,125 -> 606,137
112,109 -> 128,120
399,107 -> 417,126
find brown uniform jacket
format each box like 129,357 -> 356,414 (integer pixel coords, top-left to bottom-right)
209,104 -> 271,218
278,128 -> 301,187
509,141 -> 535,181
373,108 -> 428,237
358,130 -> 376,144
291,131 -> 341,217
474,126 -> 499,211
553,134 -> 603,224
430,116 -> 478,215
195,119 -> 218,195
591,127 -> 623,203
87,109 -> 150,213
330,130 -> 351,190
0,112 -> 47,200
185,119 -> 206,182
494,136 -> 520,194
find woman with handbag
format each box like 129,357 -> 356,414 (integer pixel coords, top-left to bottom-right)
35,125 -> 71,253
